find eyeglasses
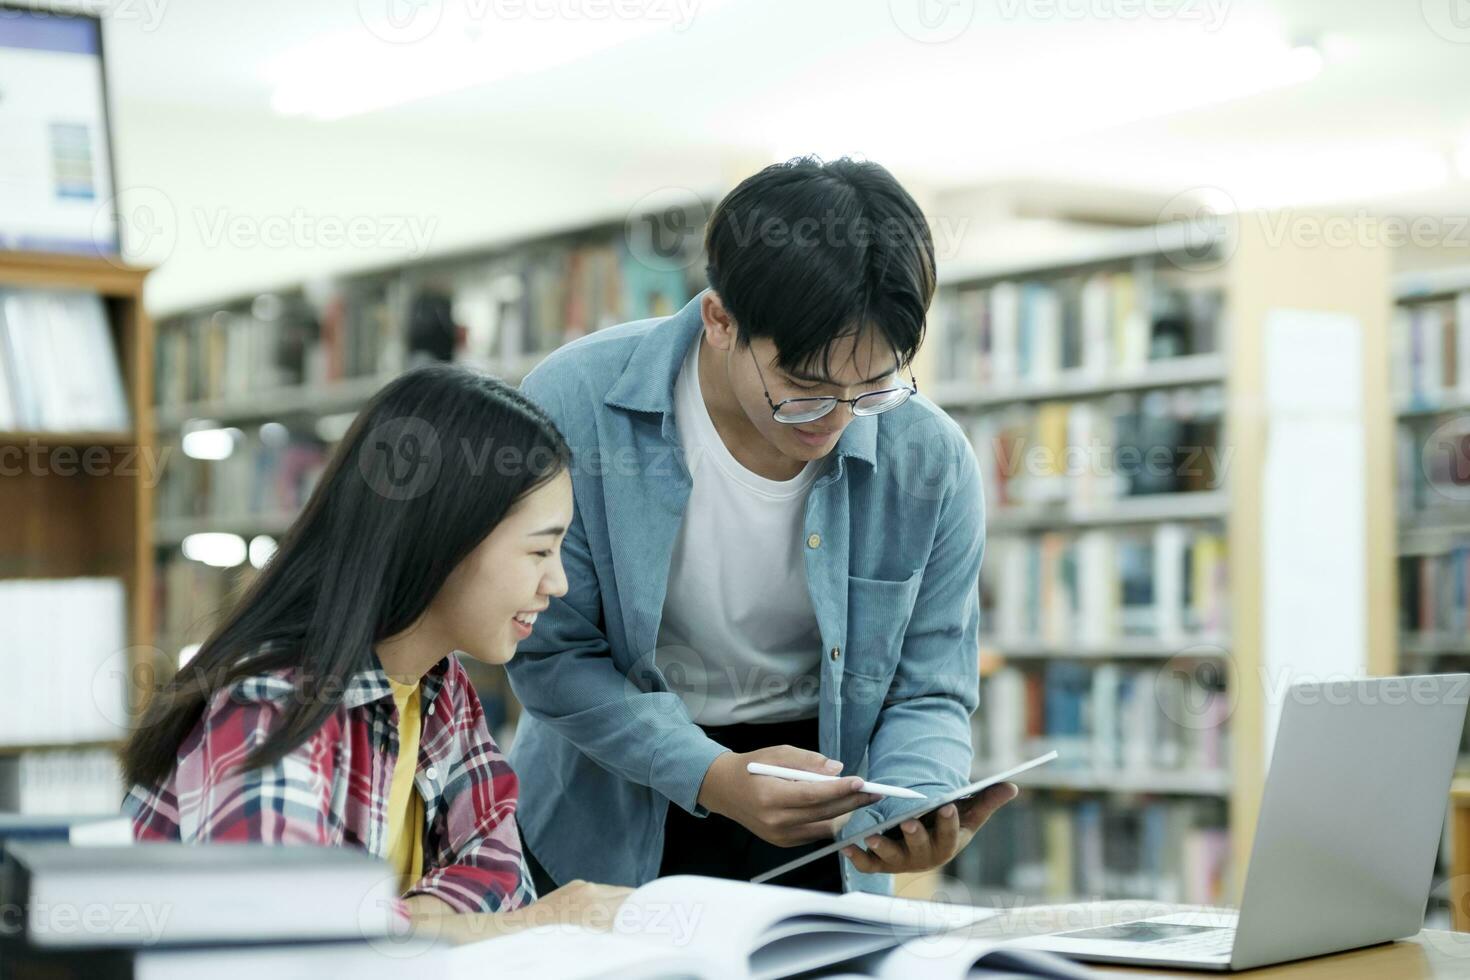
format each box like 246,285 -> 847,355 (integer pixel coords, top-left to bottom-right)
747,345 -> 919,425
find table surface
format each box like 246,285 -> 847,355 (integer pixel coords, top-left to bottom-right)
956,902 -> 1470,978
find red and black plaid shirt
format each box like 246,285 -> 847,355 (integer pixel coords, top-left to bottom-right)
124,654 -> 534,915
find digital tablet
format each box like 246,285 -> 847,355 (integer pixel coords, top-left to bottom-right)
751,751 -> 1060,884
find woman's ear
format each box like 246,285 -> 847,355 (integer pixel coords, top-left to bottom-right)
700,291 -> 738,353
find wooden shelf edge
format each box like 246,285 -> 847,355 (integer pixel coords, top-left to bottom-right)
0,739 -> 125,757
0,250 -> 151,296
0,430 -> 139,448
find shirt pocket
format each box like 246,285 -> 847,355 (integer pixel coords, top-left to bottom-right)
842,570 -> 923,691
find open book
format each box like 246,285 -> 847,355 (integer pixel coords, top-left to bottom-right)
839,932 -> 1097,978
448,875 -> 1000,979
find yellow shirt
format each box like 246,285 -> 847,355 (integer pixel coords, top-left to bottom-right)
384,679 -> 425,893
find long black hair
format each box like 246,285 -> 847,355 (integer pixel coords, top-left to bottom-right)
123,365 -> 571,789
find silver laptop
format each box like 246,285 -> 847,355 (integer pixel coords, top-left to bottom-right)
1011,674 -> 1468,971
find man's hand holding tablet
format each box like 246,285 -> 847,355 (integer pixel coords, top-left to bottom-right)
840,782 -> 1018,874
752,752 -> 1058,882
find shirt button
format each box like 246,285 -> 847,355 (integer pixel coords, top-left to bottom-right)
807,533 -> 822,549
425,766 -> 439,782
830,647 -> 841,661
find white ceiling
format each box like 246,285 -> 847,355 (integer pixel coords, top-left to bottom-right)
66,0 -> 1470,308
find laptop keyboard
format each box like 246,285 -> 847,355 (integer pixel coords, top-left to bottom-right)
1155,928 -> 1235,958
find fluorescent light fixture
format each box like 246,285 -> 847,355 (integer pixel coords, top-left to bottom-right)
182,425 -> 243,461
1225,144 -> 1452,210
182,533 -> 248,568
270,0 -> 735,120
249,535 -> 279,570
760,26 -> 1327,175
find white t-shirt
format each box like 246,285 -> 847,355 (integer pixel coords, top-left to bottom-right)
654,335 -> 824,725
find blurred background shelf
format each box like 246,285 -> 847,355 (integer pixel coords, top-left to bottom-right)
986,492 -> 1230,533
983,763 -> 1233,798
929,353 -> 1227,410
978,637 -> 1230,661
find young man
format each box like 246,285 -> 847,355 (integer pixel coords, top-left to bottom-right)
507,157 -> 1013,894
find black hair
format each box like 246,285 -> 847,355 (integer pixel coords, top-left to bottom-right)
123,365 -> 570,789
703,156 -> 936,379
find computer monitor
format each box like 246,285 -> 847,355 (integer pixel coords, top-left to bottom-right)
0,4 -> 118,255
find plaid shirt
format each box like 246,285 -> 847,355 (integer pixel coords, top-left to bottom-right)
124,654 -> 535,916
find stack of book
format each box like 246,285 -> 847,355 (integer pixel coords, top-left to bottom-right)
1393,292 -> 1470,409
967,386 -> 1226,512
952,794 -> 1229,906
156,287 -> 400,411
155,229 -> 697,419
973,661 -> 1230,780
449,238 -> 689,365
0,750 -> 124,815
1399,542 -> 1470,646
0,578 -> 127,746
0,842 -> 416,978
157,426 -> 328,524
932,270 -> 1222,386
982,524 -> 1228,649
0,288 -> 130,432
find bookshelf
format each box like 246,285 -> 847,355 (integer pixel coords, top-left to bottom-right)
149,213 -> 706,740
929,215 -> 1395,908
1393,266 -> 1470,748
1390,266 -> 1470,928
0,250 -> 155,812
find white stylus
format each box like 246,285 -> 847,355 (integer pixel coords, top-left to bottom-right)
746,762 -> 927,800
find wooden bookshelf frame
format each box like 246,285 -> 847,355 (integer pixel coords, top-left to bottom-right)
0,250 -> 156,747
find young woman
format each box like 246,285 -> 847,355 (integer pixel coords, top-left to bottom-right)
122,365 -> 627,937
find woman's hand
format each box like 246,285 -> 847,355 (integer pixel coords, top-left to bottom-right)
412,880 -> 633,946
